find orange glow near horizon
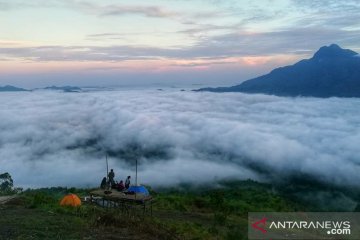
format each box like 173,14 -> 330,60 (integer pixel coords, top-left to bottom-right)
0,54 -> 304,75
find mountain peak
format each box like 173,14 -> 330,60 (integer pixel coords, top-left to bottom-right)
0,85 -> 28,92
197,44 -> 360,97
313,44 -> 357,59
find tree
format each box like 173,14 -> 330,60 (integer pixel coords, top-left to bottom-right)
0,172 -> 14,194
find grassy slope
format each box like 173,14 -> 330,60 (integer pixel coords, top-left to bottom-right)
151,180 -> 305,239
1,180 -> 359,240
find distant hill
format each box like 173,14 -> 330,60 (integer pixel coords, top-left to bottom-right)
197,44 -> 360,97
43,86 -> 82,92
0,85 -> 28,92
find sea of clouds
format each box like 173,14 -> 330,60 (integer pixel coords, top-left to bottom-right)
0,89 -> 360,189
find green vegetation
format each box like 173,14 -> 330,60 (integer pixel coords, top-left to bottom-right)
0,180 -> 305,239
151,180 -> 305,239
1,178 -> 359,239
1,188 -> 174,239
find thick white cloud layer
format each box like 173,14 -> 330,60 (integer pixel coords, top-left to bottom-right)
0,90 -> 359,188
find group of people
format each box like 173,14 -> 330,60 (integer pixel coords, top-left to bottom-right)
100,169 -> 131,191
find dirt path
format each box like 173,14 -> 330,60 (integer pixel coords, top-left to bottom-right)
0,195 -> 16,204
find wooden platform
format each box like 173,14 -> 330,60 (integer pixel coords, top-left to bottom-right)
91,189 -> 152,202
89,189 -> 154,215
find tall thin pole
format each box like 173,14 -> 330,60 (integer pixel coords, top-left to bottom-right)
135,158 -> 138,186
106,154 -> 109,180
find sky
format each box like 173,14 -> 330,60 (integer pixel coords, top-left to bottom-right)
0,0 -> 360,88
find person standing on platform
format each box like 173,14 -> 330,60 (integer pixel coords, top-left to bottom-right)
125,175 -> 131,189
108,169 -> 115,187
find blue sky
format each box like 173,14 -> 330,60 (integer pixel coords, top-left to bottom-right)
0,0 -> 359,87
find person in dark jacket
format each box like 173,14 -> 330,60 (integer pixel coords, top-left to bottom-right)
108,169 -> 115,187
100,177 -> 107,189
125,176 -> 131,189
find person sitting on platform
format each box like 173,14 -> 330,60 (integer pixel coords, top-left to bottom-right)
117,180 -> 125,191
100,177 -> 107,189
